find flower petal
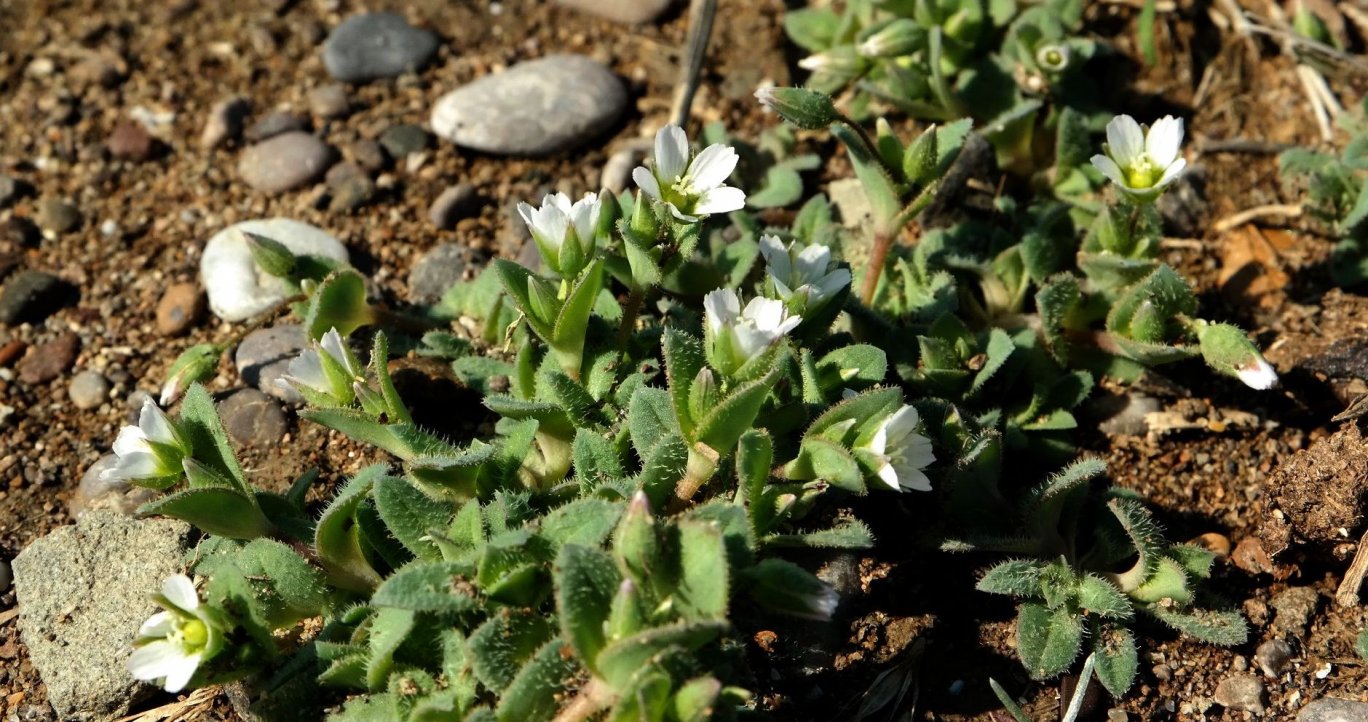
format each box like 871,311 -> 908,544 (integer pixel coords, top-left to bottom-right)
897,468 -> 933,492
112,424 -> 150,457
137,611 -> 176,639
1144,116 -> 1184,167
161,574 -> 199,611
654,124 -> 690,182
138,400 -> 179,447
793,243 -> 831,282
1237,358 -> 1278,390
687,144 -> 740,191
1089,154 -> 1126,188
632,166 -> 662,201
1105,114 -> 1144,167
320,328 -> 357,377
1154,157 -> 1187,191
874,459 -> 901,490
128,641 -> 189,684
160,652 -> 201,693
758,234 -> 791,285
693,186 -> 747,216
703,289 -> 739,335
104,451 -> 162,481
284,350 -> 328,394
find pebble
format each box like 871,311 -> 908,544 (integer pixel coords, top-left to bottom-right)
1254,638 -> 1295,677
1095,393 -> 1161,437
557,0 -> 673,24
322,12 -> 440,83
68,371 -> 110,410
308,84 -> 351,119
201,96 -> 251,150
0,270 -> 71,325
428,183 -> 479,230
68,55 -> 124,89
351,138 -> 387,172
431,54 -> 626,156
329,174 -> 376,213
407,244 -> 468,303
1297,698 -> 1368,721
1270,587 -> 1320,636
218,388 -> 288,446
379,123 -> 430,158
155,282 -> 205,336
0,175 -> 28,208
106,121 -> 155,161
1,217 -> 40,248
0,558 -> 9,594
600,143 -> 649,193
234,324 -> 308,403
200,218 -> 349,322
238,131 -> 335,193
36,197 -> 82,235
18,332 -> 79,385
245,110 -> 310,142
1213,673 -> 1265,714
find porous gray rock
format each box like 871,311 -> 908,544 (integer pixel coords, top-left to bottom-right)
68,454 -> 157,519
200,218 -> 348,322
1213,673 -> 1265,714
431,54 -> 625,156
407,243 -> 468,303
13,511 -> 192,721
322,12 -> 439,83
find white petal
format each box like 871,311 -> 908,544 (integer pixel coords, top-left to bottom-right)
105,451 -> 162,481
1089,155 -> 1126,188
161,574 -> 199,611
775,314 -> 803,336
285,350 -> 328,393
897,468 -> 933,492
813,268 -> 852,302
867,420 -> 890,456
692,186 -> 747,216
138,400 -> 178,446
112,425 -> 151,457
1154,158 -> 1187,190
687,144 -> 740,191
793,243 -> 831,282
1105,115 -> 1144,167
160,653 -> 201,693
665,203 -> 699,223
632,166 -> 662,201
516,201 -> 537,231
545,192 -> 573,214
128,641 -> 190,683
732,325 -> 775,361
137,611 -> 176,639
320,328 -> 353,376
758,234 -> 792,284
742,297 -> 786,332
569,193 -> 600,243
1237,358 -> 1278,390
703,289 -> 739,335
874,460 -> 901,490
1144,116 -> 1184,167
654,124 -> 690,182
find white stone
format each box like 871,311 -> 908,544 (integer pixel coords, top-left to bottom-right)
200,218 -> 348,322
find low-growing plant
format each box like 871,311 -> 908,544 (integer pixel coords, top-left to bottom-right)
1279,99 -> 1368,287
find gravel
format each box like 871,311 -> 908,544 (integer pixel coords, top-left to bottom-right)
68,371 -> 110,410
322,12 -> 440,83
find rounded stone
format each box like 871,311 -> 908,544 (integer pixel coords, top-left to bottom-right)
234,323 -> 308,403
322,12 -> 440,83
1254,638 -> 1295,677
557,0 -> 672,24
237,131 -> 335,194
0,558 -> 10,594
200,218 -> 349,322
68,370 -> 110,410
106,121 -> 156,161
407,244 -> 468,303
201,96 -> 251,150
379,123 -> 430,158
431,54 -> 626,156
1213,673 -> 1265,714
218,388 -> 288,446
155,282 -> 205,336
428,183 -> 479,230
68,454 -> 157,519
36,197 -> 81,235
245,111 -> 309,143
308,84 -> 351,119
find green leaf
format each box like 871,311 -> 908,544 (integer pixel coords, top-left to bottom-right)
551,261 -> 605,376
371,560 -> 480,614
370,333 -> 412,425
365,607 -> 415,692
302,409 -> 451,461
736,429 -> 775,536
970,328 -> 1016,395
595,621 -> 729,691
1092,624 -> 1139,697
1017,601 -> 1084,680
673,676 -> 723,722
1077,574 -> 1133,620
743,558 -> 837,620
469,610 -> 555,692
815,344 -> 888,392
1143,604 -> 1248,646
794,437 -> 865,493
494,640 -> 579,722
675,520 -> 730,620
572,429 -> 623,493
541,371 -> 604,429
976,560 -> 1043,597
305,270 -> 373,340
663,328 -> 708,439
554,544 -> 620,672
374,475 -> 452,562
765,519 -> 875,550
628,387 -> 682,461
179,383 -> 249,492
540,499 -> 623,549
784,7 -> 840,51
234,538 -> 330,624
315,467 -> 385,592
140,487 -> 271,539
696,365 -> 780,454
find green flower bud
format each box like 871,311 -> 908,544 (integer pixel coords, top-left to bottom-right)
1195,322 -> 1278,390
614,492 -> 662,593
857,19 -> 926,58
605,578 -> 645,641
242,231 -> 297,279
160,344 -> 222,405
753,86 -> 840,131
903,125 -> 939,186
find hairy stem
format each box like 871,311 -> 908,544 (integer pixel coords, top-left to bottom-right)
859,231 -> 891,306
671,443 -> 721,510
552,679 -> 613,722
617,287 -> 646,350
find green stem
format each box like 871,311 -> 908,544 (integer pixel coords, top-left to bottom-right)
617,287 -> 646,351
671,443 -> 720,510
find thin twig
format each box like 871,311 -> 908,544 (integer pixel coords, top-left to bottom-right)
1336,527 -> 1368,608
669,0 -> 717,128
1212,203 -> 1303,233
1196,137 -> 1295,155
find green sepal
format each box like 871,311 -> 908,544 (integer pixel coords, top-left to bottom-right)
695,364 -> 780,454
179,383 -> 249,492
305,270 -> 374,340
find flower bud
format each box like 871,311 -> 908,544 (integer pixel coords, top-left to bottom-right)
242,231 -> 297,279
605,578 -> 645,641
687,367 -> 721,426
754,86 -> 840,131
1035,44 -> 1070,74
1196,322 -> 1278,390
614,492 -> 661,591
743,559 -> 839,621
160,344 -> 222,405
858,19 -> 926,58
903,125 -> 939,186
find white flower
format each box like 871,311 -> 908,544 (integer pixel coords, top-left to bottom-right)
1090,115 -> 1186,201
633,124 -> 746,222
703,288 -> 802,377
759,234 -> 851,312
1236,357 -> 1278,390
128,575 -> 218,693
278,327 -> 360,401
858,405 -> 935,492
101,398 -> 187,485
516,191 -> 601,275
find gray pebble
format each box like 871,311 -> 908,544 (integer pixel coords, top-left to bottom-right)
329,174 -> 376,213
245,110 -> 310,142
0,270 -> 71,326
379,123 -> 430,158
351,138 -> 387,172
308,84 -> 351,119
235,324 -> 308,403
238,131 -> 335,194
68,370 -> 110,410
1213,673 -> 1265,714
557,0 -> 672,24
323,12 -> 440,83
68,454 -> 157,519
0,175 -> 30,208
1298,699 -> 1368,722
201,96 -> 251,150
408,244 -> 468,303
431,54 -> 626,156
1270,587 -> 1320,636
1254,638 -> 1295,677
36,197 -> 81,235
428,183 -> 479,230
600,142 -> 649,194
218,388 -> 288,446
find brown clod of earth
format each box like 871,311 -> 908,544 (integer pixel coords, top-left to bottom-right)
1218,225 -> 1291,309
1259,423 -> 1368,555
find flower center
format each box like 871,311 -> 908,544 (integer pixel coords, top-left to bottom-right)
666,174 -> 699,213
1125,156 -> 1161,189
176,619 -> 209,651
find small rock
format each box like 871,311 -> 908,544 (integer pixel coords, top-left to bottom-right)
126,390 -> 156,422
200,218 -> 349,322
1,217 -> 41,248
1254,639 -> 1295,677
245,110 -> 310,142
155,282 -> 205,336
238,131 -> 335,193
322,12 -> 440,83
1298,698 -> 1368,722
379,123 -> 430,158
431,54 -> 626,156
428,183 -> 479,230
201,96 -> 251,150
218,388 -> 288,446
308,83 -> 351,119
12,511 -> 192,721
68,370 -> 110,410
1214,673 -> 1265,714
600,143 -> 649,193
107,121 -> 156,161
350,138 -> 387,172
68,54 -> 125,89
36,197 -> 82,235
235,324 -> 308,403
1270,587 -> 1320,636
0,558 -> 10,594
329,174 -> 376,213
18,332 -> 79,385
1095,393 -> 1162,437
408,244 -> 468,302
557,0 -> 672,24
0,270 -> 72,325
0,175 -> 28,208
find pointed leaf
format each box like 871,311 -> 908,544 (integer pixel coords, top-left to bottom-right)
554,544 -> 620,672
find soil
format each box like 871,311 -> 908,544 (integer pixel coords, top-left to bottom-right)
0,0 -> 1365,721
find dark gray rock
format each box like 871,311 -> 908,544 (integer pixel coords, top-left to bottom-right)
12,511 -> 192,721
235,324 -> 309,403
1298,699 -> 1368,722
408,244 -> 468,302
322,12 -> 440,83
218,388 -> 288,446
0,270 -> 72,325
0,175 -> 31,208
428,183 -> 479,230
329,174 -> 376,213
237,132 -> 335,194
379,123 -> 430,158
431,54 -> 626,156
